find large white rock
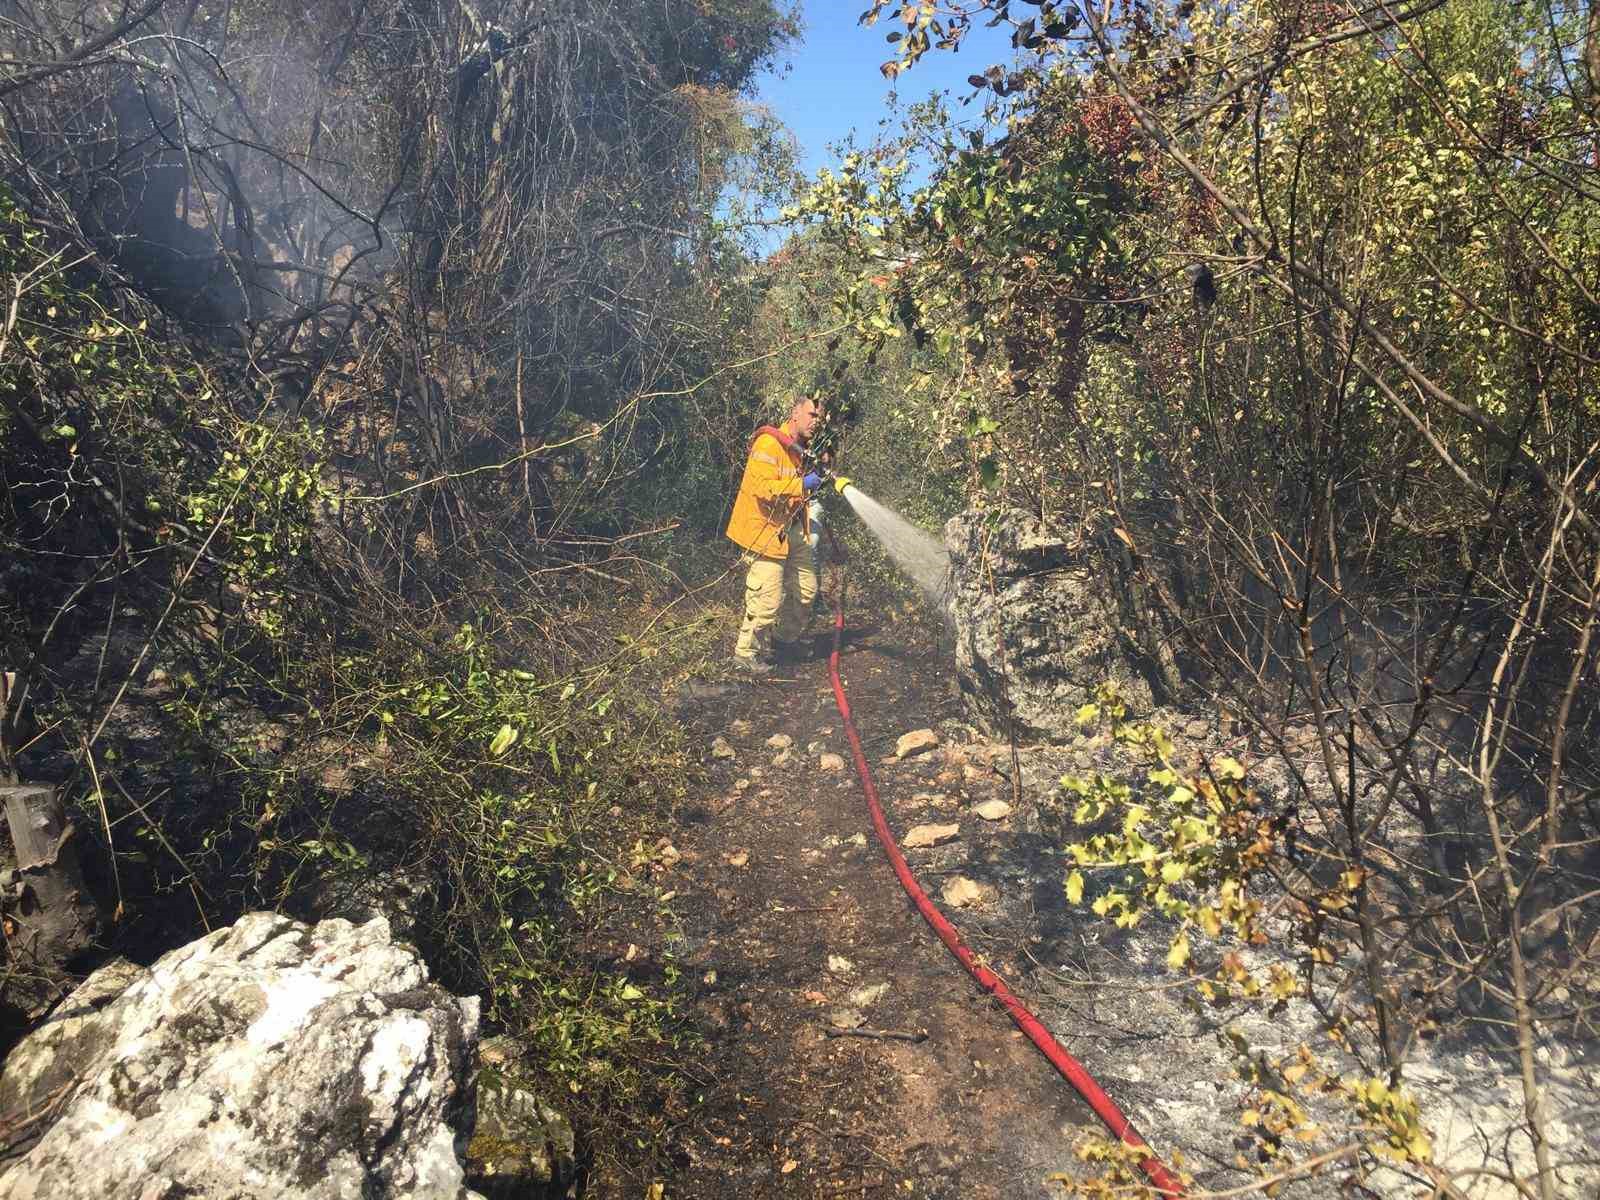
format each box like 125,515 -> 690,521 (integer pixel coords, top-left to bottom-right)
0,912 -> 483,1199
944,509 -> 1157,740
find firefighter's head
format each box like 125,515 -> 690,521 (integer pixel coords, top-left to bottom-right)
787,395 -> 821,442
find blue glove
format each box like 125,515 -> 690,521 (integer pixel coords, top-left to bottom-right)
802,472 -> 823,491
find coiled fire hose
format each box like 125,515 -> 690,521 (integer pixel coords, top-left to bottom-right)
825,580 -> 1185,1199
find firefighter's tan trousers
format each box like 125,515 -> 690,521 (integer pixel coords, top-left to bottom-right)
735,541 -> 819,659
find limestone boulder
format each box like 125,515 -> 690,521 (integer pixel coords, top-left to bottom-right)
0,912 -> 484,1199
945,509 -> 1154,741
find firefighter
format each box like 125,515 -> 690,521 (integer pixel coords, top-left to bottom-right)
724,396 -> 833,673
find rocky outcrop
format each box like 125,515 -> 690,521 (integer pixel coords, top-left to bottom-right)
945,509 -> 1154,741
0,912 -> 483,1199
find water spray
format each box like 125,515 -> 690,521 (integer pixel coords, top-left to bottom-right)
807,468 -> 951,606
838,486 -> 951,606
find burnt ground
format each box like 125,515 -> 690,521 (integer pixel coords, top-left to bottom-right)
635,619 -> 1104,1200
620,610 -> 1600,1200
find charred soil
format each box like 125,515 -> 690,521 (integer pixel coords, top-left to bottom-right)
607,616 -> 1098,1200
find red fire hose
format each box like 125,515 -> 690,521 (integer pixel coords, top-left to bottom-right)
826,590 -> 1185,1198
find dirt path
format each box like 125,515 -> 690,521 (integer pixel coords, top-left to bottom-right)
597,601 -> 1600,1200
652,621 -> 1097,1199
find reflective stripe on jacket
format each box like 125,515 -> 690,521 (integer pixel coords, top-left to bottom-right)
725,423 -> 809,558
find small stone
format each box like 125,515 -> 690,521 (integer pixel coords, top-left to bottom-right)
772,748 -> 795,767
479,1036 -> 520,1067
962,763 -> 984,783
733,779 -> 751,793
730,719 -> 752,735
826,955 -> 854,976
766,733 -> 794,750
895,729 -> 940,759
1184,719 -> 1210,739
807,740 -> 828,755
711,737 -> 736,760
941,876 -> 996,908
844,833 -> 867,848
903,823 -> 960,849
972,800 -> 1013,821
727,849 -> 750,869
819,753 -> 846,772
828,1007 -> 865,1030
847,982 -> 889,1008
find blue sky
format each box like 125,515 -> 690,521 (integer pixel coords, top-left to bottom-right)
753,2 -> 1019,181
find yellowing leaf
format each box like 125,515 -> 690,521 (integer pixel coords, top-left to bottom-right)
1167,930 -> 1191,969
1160,860 -> 1187,884
1066,871 -> 1085,904
489,724 -> 519,756
1214,756 -> 1246,781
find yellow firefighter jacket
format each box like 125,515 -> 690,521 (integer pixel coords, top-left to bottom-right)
725,423 -> 810,559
